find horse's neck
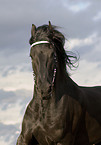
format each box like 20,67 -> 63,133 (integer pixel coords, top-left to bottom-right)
55,68 -> 79,101
33,68 -> 79,104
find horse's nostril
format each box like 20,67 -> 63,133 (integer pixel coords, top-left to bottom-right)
41,90 -> 44,95
48,86 -> 52,94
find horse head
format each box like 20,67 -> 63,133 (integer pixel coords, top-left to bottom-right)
29,22 -> 58,99
29,21 -> 77,99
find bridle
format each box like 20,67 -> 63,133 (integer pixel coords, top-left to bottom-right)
30,41 -> 49,48
30,41 -> 57,100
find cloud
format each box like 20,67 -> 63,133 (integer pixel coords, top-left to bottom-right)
0,47 -> 33,91
0,89 -> 32,124
0,90 -> 33,125
0,88 -> 32,145
0,123 -> 19,145
0,89 -> 32,145
0,66 -> 33,91
93,11 -> 101,21
66,33 -> 97,49
68,2 -> 90,13
0,102 -> 23,125
65,32 -> 101,86
65,33 -> 101,63
0,89 -> 32,105
0,0 -> 101,51
71,59 -> 101,86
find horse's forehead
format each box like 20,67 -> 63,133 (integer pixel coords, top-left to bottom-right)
35,29 -> 48,39
30,45 -> 54,58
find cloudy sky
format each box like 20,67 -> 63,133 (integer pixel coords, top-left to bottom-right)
0,0 -> 101,144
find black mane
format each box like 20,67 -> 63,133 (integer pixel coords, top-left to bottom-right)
29,24 -> 78,71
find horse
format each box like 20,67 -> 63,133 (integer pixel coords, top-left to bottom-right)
16,21 -> 101,145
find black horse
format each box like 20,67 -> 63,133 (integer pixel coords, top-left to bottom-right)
16,22 -> 101,145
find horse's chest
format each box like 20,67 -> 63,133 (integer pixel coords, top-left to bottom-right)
33,98 -> 67,142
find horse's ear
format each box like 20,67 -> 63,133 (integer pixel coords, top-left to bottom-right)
31,24 -> 36,36
49,21 -> 53,31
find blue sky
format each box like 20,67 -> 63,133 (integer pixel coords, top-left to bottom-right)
0,0 -> 101,144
